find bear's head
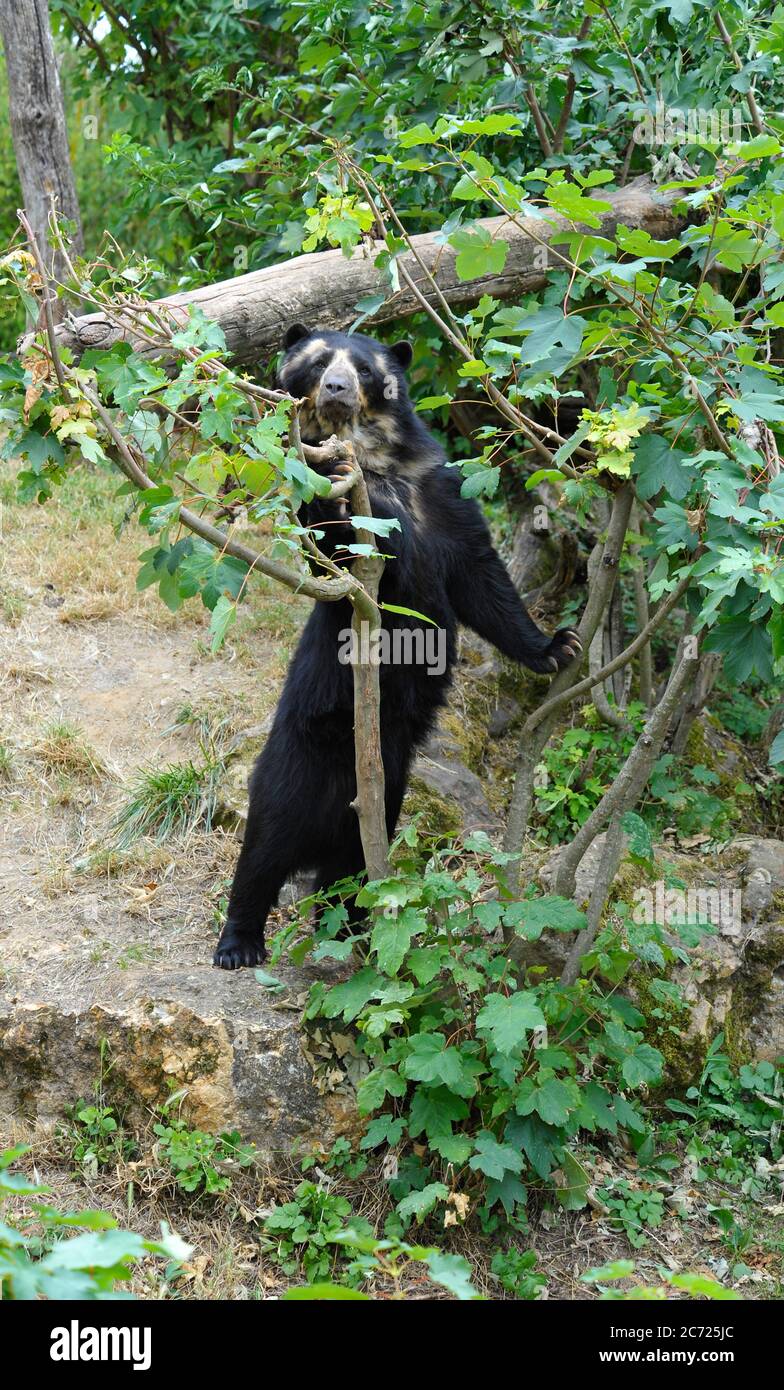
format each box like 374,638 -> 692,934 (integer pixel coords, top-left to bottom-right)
278,325 -> 414,438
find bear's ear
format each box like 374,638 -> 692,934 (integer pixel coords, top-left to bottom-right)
389,340 -> 413,370
283,323 -> 310,351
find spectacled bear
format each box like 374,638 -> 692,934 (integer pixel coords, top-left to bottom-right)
213,326 -> 581,968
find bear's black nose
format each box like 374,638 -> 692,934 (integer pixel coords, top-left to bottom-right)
324,375 -> 349,394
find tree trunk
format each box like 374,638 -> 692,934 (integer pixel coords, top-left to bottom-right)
29,178 -> 682,364
1,0 -> 83,299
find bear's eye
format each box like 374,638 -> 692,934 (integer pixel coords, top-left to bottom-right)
313,354 -> 330,371
357,364 -> 372,379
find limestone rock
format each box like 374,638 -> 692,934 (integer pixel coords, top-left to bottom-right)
0,951 -> 361,1156
411,728 -> 501,836
537,834 -> 784,1072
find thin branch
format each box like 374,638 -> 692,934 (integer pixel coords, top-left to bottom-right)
502,483 -> 635,897
18,211 -> 65,387
552,17 -> 593,153
559,814 -> 627,985
552,640 -> 696,899
525,564 -> 693,733
714,13 -> 765,135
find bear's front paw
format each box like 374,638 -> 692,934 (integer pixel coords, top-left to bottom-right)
213,930 -> 267,971
525,628 -> 583,673
546,627 -> 583,671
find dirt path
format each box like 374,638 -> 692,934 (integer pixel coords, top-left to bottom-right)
0,463 -> 301,1001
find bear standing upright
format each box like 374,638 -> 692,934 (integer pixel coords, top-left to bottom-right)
213,326 -> 581,968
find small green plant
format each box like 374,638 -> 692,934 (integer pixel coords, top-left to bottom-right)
281,1227 -> 481,1300
263,1182 -> 369,1285
596,1179 -> 666,1249
0,1146 -> 191,1299
581,1260 -> 740,1301
663,1039 -> 783,1192
64,1101 -> 136,1174
647,755 -> 737,839
301,1137 -> 368,1180
152,1101 -> 255,1195
490,1246 -> 547,1298
708,1206 -> 756,1278
60,1040 -> 136,1174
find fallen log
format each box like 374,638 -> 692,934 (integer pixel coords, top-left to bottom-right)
32,178 -> 683,366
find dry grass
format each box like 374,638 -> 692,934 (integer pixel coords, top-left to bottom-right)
35,719 -> 108,781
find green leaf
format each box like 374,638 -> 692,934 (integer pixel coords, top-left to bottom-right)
370,912 -> 416,975
449,226 -> 508,281
518,1076 -> 578,1126
632,435 -> 693,502
460,465 -> 500,498
669,1272 -> 740,1300
407,1085 -> 469,1140
506,1115 -> 557,1180
555,1150 -> 590,1211
350,515 -> 401,537
209,595 -> 237,653
45,1229 -> 146,1271
396,1182 -> 449,1225
730,134 -> 781,161
475,991 -> 545,1054
503,897 -> 586,940
469,1132 -> 524,1180
402,1035 -> 480,1098
254,968 -> 286,993
622,1043 -> 664,1089
424,1251 -> 480,1300
398,122 -> 437,148
770,728 -> 784,767
321,966 -> 381,1023
620,811 -> 653,860
356,1065 -> 408,1114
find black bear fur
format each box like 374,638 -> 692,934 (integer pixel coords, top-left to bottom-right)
213,326 -> 580,968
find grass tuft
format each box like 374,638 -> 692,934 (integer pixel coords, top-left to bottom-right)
110,751 -> 225,850
36,720 -> 106,780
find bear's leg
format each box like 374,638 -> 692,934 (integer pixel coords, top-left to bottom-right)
313,844 -> 366,933
213,823 -> 291,969
312,769 -> 409,935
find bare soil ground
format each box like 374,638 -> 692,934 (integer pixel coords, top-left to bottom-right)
0,463 -> 306,997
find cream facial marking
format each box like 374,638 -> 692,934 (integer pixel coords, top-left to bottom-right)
302,337 -> 328,360
280,337 -> 328,381
326,348 -> 360,389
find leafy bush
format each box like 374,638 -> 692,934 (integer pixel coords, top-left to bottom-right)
534,717 -> 641,842
297,833 -> 708,1234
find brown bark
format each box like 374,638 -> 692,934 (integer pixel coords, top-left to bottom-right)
1,0 -> 83,298
553,642 -> 696,900
346,460 -> 390,882
30,178 -> 682,364
502,484 -> 635,894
